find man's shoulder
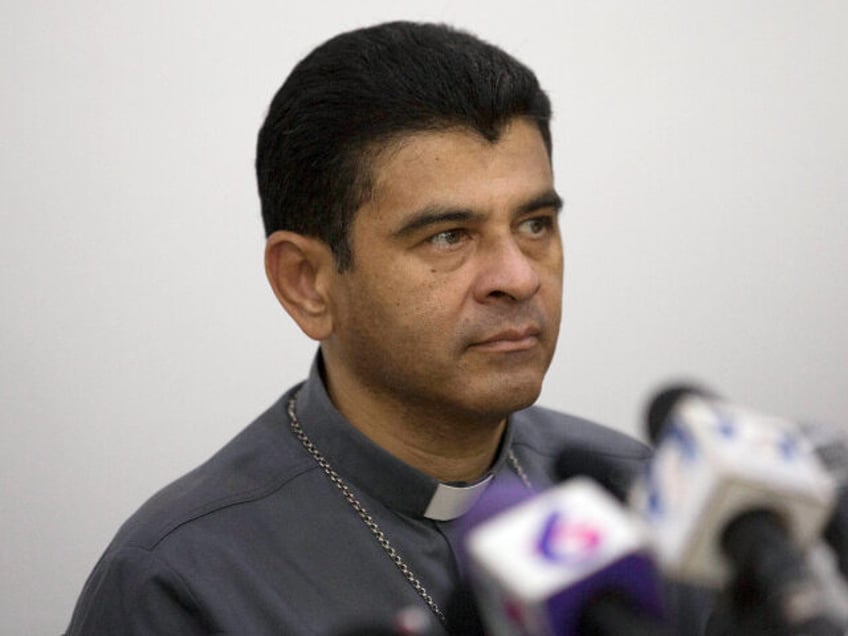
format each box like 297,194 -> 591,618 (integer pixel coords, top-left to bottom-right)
511,404 -> 651,484
109,388 -> 311,553
514,403 -> 650,457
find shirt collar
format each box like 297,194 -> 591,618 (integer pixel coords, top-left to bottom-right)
293,353 -> 514,520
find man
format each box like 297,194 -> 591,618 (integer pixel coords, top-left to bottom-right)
66,21 -> 695,635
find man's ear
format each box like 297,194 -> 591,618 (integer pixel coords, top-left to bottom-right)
265,231 -> 336,341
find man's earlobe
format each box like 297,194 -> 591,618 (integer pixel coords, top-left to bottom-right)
264,231 -> 335,341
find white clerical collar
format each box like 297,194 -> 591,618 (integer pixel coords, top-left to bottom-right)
423,473 -> 495,521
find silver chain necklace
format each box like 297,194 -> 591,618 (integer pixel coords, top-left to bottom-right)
286,391 -> 533,625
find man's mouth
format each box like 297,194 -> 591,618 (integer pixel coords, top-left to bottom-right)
470,326 -> 541,353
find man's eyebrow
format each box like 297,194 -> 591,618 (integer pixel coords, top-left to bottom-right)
391,190 -> 563,239
391,207 -> 482,238
516,190 -> 564,216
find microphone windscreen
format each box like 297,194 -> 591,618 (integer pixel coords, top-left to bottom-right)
645,383 -> 715,443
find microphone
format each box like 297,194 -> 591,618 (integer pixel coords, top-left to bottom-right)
444,581 -> 486,636
554,446 -> 670,635
633,385 -> 841,634
553,441 -> 638,504
801,420 -> 848,577
446,477 -> 538,636
554,442 -> 718,635
463,475 -> 665,635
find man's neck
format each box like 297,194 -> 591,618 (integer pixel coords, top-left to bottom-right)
377,411 -> 506,483
322,366 -> 507,483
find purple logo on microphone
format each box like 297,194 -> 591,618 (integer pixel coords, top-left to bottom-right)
536,510 -> 603,564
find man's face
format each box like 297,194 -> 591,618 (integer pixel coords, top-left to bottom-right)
323,118 -> 563,423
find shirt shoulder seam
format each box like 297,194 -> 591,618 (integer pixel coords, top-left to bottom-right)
130,463 -> 320,552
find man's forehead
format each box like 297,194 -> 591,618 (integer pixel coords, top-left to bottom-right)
353,120 -> 555,234
365,120 -> 551,194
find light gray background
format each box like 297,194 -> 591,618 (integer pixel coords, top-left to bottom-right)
2,2 -> 846,633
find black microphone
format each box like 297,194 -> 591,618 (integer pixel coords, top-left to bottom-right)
801,420 -> 848,577
444,581 -> 486,636
553,441 -> 639,504
637,385 -> 842,635
554,444 -> 669,636
463,457 -> 665,635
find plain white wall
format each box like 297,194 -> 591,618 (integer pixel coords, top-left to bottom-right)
2,2 -> 846,633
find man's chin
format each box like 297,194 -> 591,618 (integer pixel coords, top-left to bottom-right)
466,375 -> 544,418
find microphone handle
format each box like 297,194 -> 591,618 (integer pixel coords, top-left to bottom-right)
578,594 -> 667,636
722,509 -> 843,636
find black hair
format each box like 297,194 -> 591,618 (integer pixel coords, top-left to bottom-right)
256,21 -> 552,270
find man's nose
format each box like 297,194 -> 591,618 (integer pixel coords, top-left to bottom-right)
472,235 -> 541,303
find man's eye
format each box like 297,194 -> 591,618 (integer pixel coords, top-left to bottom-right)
429,229 -> 467,248
520,216 -> 554,236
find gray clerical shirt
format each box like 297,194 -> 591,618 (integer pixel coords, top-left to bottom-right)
66,354 -> 704,635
